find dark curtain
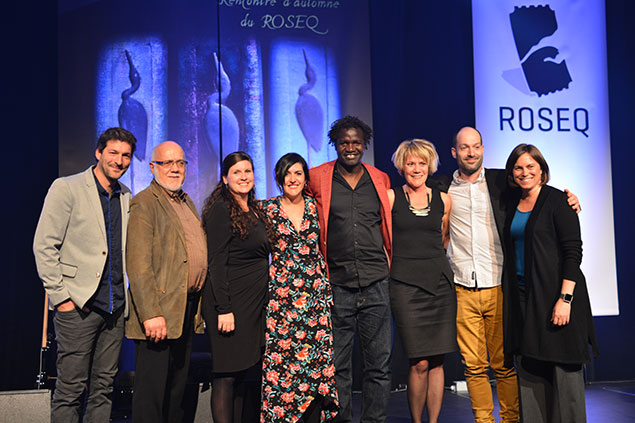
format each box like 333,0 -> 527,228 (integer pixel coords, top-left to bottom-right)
2,0 -> 635,392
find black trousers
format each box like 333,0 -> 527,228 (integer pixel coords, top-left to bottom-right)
132,295 -> 198,423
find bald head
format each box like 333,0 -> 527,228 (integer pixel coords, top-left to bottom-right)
454,127 -> 482,148
150,141 -> 187,192
452,127 -> 484,180
152,141 -> 184,161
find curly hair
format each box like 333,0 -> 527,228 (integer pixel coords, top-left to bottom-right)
202,152 -> 273,241
327,115 -> 373,147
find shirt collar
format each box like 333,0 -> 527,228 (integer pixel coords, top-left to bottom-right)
452,167 -> 485,185
333,163 -> 368,181
92,166 -> 121,196
157,182 -> 187,202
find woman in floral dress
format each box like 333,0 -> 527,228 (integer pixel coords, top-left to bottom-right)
261,153 -> 338,423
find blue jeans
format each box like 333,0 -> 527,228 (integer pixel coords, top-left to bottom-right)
331,279 -> 392,423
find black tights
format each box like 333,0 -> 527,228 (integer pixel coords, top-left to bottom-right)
211,372 -> 246,423
300,395 -> 324,423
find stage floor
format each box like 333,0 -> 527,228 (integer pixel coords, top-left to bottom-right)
370,381 -> 635,422
110,381 -> 635,422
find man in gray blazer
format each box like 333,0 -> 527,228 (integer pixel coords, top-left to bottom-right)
33,127 -> 137,423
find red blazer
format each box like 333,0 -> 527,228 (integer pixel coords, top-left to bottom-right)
308,160 -> 393,264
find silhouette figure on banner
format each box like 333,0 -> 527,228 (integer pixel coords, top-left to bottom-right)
118,49 -> 148,192
206,52 -> 239,163
295,49 -> 324,160
509,5 -> 572,96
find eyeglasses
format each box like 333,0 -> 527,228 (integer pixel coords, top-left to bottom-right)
151,160 -> 188,168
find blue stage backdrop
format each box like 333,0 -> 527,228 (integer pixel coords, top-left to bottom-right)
59,0 -> 373,206
58,0 -> 374,371
472,0 -> 618,316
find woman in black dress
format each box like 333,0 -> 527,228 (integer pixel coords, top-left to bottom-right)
388,139 -> 456,423
201,152 -> 271,423
502,144 -> 598,422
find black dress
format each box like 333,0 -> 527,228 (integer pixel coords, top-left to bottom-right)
390,187 -> 457,358
202,200 -> 270,373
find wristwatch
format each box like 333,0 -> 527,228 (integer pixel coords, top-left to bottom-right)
559,293 -> 574,304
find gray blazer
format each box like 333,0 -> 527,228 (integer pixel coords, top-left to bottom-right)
33,167 -> 132,316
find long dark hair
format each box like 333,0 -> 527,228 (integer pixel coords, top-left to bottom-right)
202,152 -> 272,240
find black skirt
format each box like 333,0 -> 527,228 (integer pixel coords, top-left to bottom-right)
390,277 -> 458,358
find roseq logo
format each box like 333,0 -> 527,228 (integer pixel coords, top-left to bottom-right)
499,5 -> 589,138
509,5 -> 571,97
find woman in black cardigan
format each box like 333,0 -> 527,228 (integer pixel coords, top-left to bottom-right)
502,144 -> 598,423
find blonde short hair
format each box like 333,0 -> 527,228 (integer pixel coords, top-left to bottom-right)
391,139 -> 440,175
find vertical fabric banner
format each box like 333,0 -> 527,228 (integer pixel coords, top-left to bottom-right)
472,0 -> 618,315
59,0 -> 373,205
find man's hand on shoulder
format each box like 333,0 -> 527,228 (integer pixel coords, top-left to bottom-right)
565,189 -> 581,214
143,316 -> 167,343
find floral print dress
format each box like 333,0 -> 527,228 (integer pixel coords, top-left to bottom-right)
261,195 -> 338,423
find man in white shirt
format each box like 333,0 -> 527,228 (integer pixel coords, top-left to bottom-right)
444,127 -> 518,423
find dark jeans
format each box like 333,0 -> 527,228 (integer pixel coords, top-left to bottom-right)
132,294 -> 198,423
331,279 -> 392,423
52,306 -> 124,423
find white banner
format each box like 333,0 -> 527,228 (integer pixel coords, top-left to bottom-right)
472,0 -> 618,315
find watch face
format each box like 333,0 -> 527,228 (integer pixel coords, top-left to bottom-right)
561,293 -> 573,302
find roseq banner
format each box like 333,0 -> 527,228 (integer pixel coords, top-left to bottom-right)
472,1 -> 618,315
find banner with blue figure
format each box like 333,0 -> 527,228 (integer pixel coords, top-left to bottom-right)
472,1 -> 618,315
59,0 -> 373,205
96,41 -> 168,196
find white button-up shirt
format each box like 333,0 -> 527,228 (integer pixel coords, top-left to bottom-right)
447,168 -> 504,288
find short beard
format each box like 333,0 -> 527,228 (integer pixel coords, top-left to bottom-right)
153,171 -> 184,192
460,165 -> 480,176
99,161 -> 126,182
459,158 -> 483,176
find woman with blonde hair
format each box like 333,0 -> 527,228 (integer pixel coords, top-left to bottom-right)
388,139 -> 457,423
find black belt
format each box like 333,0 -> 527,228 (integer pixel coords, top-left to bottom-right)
457,284 -> 492,291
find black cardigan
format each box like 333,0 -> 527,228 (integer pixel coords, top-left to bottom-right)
502,185 -> 599,364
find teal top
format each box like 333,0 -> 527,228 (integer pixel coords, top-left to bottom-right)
510,209 -> 531,282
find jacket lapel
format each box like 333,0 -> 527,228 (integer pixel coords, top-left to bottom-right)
320,162 -> 335,231
151,180 -> 188,250
84,167 -> 107,244
524,186 -> 549,239
365,164 -> 393,258
485,169 -> 507,242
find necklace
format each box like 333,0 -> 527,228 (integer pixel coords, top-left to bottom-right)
404,187 -> 431,217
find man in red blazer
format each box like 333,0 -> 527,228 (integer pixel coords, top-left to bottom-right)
308,116 -> 392,423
